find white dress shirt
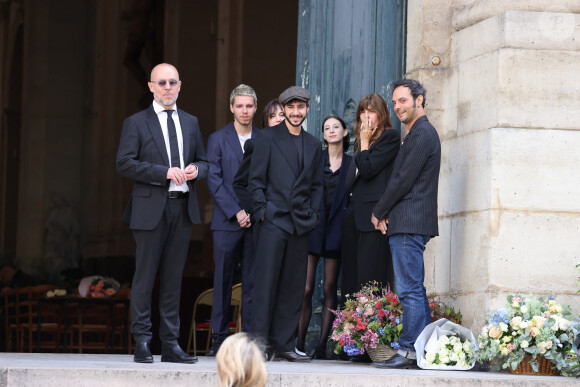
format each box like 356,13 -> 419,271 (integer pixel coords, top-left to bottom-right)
152,101 -> 188,192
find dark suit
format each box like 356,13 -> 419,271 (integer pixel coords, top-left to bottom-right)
249,122 -> 323,352
341,129 -> 400,301
308,150 -> 352,255
116,104 -> 208,345
372,115 -> 441,352
206,122 -> 258,339
232,138 -> 256,218
373,116 -> 440,236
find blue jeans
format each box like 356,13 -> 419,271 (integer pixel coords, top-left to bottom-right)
389,233 -> 431,352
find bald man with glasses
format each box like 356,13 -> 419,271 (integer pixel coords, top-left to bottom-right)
116,63 -> 208,364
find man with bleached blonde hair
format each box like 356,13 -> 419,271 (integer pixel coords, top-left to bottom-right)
206,84 -> 259,356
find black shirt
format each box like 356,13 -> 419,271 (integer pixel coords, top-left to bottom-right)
323,152 -> 341,219
289,130 -> 304,172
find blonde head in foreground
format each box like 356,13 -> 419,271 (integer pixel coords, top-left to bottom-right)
216,333 -> 267,387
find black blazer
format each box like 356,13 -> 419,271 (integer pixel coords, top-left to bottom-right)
249,122 -> 323,236
373,116 -> 441,237
345,129 -> 400,232
308,150 -> 352,255
232,138 -> 256,216
116,105 -> 208,230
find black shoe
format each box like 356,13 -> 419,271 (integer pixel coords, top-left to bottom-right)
275,349 -> 312,362
372,354 -> 418,369
205,341 -> 222,357
134,342 -> 153,363
263,348 -> 275,362
349,353 -> 371,363
161,344 -> 198,364
311,347 -> 327,360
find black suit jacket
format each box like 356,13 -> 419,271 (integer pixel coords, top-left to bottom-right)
373,115 -> 441,237
249,122 -> 323,236
308,150 -> 352,254
232,137 -> 257,216
116,105 -> 208,230
345,129 -> 400,232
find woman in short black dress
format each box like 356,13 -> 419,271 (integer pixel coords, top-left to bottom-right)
296,115 -> 352,359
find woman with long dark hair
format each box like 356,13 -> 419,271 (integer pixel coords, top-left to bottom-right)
341,94 -> 400,306
296,115 -> 352,359
261,99 -> 284,128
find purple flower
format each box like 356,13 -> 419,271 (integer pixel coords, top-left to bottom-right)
344,345 -> 361,356
379,327 -> 384,335
489,308 -> 511,325
390,341 -> 400,349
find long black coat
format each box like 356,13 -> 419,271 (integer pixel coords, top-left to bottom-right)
249,122 -> 323,236
345,128 -> 401,232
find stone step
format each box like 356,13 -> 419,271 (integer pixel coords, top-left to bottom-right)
0,353 -> 575,387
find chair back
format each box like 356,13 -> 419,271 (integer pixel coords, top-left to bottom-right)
187,287 -> 214,355
193,288 -> 214,309
3,287 -> 30,351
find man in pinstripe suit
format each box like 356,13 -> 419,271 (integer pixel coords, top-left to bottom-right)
370,79 -> 441,369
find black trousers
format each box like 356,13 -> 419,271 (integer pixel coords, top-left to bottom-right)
131,198 -> 192,345
341,203 -> 390,306
251,220 -> 308,352
211,228 -> 254,339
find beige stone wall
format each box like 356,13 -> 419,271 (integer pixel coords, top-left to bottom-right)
406,0 -> 580,328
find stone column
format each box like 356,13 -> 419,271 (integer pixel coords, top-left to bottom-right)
406,0 -> 580,327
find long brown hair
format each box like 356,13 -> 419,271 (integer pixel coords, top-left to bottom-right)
353,94 -> 392,151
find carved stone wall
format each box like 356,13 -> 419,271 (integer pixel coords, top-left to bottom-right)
407,0 -> 580,328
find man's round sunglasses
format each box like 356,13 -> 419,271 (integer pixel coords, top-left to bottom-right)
150,80 -> 179,87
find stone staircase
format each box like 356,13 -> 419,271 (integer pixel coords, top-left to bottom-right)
0,353 -> 575,387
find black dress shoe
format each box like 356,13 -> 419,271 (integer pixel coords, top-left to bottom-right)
205,341 -> 222,357
275,350 -> 312,362
263,348 -> 275,362
134,342 -> 153,363
372,354 -> 418,369
349,353 -> 371,363
161,344 -> 198,364
311,347 -> 327,360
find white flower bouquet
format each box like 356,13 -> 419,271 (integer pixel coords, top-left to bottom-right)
476,294 -> 579,376
415,318 -> 477,370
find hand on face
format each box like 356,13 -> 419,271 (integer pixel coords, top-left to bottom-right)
359,108 -> 378,141
359,117 -> 375,142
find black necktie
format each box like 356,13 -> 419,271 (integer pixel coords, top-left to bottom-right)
164,110 -> 180,168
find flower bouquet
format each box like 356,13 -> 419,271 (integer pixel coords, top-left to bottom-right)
476,294 -> 580,376
78,275 -> 120,298
415,318 -> 476,370
429,294 -> 463,324
331,282 -> 403,357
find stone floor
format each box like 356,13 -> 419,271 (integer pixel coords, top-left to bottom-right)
0,353 -> 576,387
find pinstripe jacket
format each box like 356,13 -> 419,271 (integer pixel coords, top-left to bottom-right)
372,115 -> 441,237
